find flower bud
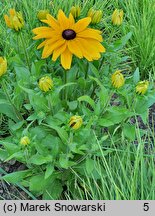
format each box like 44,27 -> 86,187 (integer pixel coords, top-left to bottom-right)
136,80 -> 149,95
0,57 -> 7,77
39,76 -> 53,92
49,1 -> 53,7
20,136 -> 30,146
69,115 -> 83,130
4,9 -> 24,31
111,70 -> 125,88
37,10 -> 49,21
70,6 -> 81,19
87,8 -> 102,24
112,9 -> 123,25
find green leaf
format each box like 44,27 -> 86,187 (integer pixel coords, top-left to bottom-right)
54,111 -> 68,122
9,120 -> 25,131
29,94 -> 49,112
0,99 -> 19,122
29,173 -> 58,194
29,175 -> 45,193
45,164 -> 54,179
113,32 -> 132,50
18,83 -> 35,95
85,158 -> 94,174
89,76 -> 104,91
5,151 -> 24,162
59,154 -> 75,169
78,95 -> 95,109
78,77 -> 86,89
32,60 -> 46,76
89,76 -> 109,107
67,101 -> 78,110
26,113 -> 38,121
14,66 -> 30,82
29,154 -> 53,165
133,67 -> 140,83
44,121 -> 68,144
43,180 -> 63,199
123,123 -> 136,141
1,142 -> 20,155
99,107 -> 134,127
121,32 -> 132,46
89,63 -> 99,78
135,97 -> 148,114
57,82 -> 76,93
41,134 -> 60,156
24,104 -> 32,110
1,170 -> 31,184
0,148 -> 8,161
59,156 -> 69,169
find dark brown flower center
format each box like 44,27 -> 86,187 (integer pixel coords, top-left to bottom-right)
62,29 -> 76,40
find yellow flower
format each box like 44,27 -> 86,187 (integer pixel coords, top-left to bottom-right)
4,9 -> 24,31
87,8 -> 102,24
111,70 -> 125,88
37,10 -> 49,21
32,9 -> 105,70
136,80 -> 149,95
70,6 -> 81,19
69,115 -> 83,130
20,136 -> 30,146
112,9 -> 123,25
0,57 -> 7,77
39,76 -> 53,92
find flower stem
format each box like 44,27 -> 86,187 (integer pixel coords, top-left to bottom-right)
2,79 -> 23,121
85,61 -> 89,79
47,94 -> 54,114
19,32 -> 31,72
64,70 -> 68,101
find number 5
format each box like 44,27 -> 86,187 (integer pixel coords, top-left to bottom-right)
143,203 -> 149,211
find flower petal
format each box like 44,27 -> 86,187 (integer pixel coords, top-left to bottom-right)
52,42 -> 67,61
32,26 -> 52,34
77,28 -> 103,42
4,15 -> 12,28
9,9 -> 16,16
73,17 -> 91,33
45,33 -> 62,45
32,27 -> 54,40
37,40 -> 47,49
76,38 -> 104,61
57,9 -> 69,29
86,38 -> 106,53
69,13 -> 75,27
41,14 -> 60,30
61,48 -> 72,69
42,39 -> 65,58
75,38 -> 93,61
67,39 -> 83,58
42,45 -> 50,58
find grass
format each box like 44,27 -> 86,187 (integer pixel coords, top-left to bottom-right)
121,0 -> 155,79
0,0 -> 155,200
66,126 -> 155,200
